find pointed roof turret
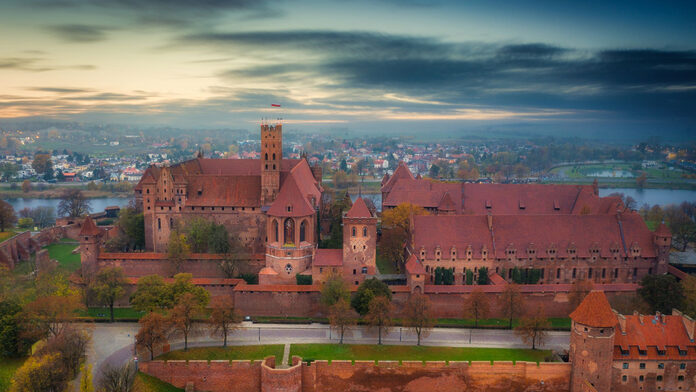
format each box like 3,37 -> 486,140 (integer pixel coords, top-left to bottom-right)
405,254 -> 426,275
267,173 -> 315,217
381,162 -> 415,193
79,216 -> 103,237
346,197 -> 372,218
655,221 -> 671,237
569,291 -> 618,328
381,173 -> 390,186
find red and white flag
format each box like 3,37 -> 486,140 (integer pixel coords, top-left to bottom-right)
271,104 -> 281,107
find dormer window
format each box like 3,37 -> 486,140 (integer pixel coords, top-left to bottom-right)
639,349 -> 647,356
286,205 -> 293,213
485,200 -> 492,209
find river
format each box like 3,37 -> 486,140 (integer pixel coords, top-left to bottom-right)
3,187 -> 693,217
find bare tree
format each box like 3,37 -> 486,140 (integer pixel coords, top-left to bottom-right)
328,298 -> 355,344
514,307 -> 551,349
209,295 -> 241,347
58,189 -> 91,218
464,288 -> 490,327
99,362 -> 137,392
170,292 -> 203,351
499,284 -> 523,329
136,312 -> 169,360
365,296 -> 393,345
403,293 -> 434,346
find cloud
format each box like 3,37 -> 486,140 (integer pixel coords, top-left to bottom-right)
29,87 -> 94,93
46,24 -> 113,42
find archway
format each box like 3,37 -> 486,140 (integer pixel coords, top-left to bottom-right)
284,218 -> 295,245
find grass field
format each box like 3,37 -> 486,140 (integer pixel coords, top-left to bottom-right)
0,357 -> 26,392
0,231 -> 17,243
376,252 -> 399,274
290,344 -> 551,364
134,373 -> 183,392
44,239 -> 80,272
157,345 -> 285,362
435,317 -> 571,329
81,307 -> 146,320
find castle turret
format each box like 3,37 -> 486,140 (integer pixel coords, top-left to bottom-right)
261,122 -> 282,204
79,216 -> 103,277
342,197 -> 377,286
654,221 -> 672,274
569,291 -> 618,392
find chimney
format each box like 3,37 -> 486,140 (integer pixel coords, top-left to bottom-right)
638,313 -> 644,325
681,313 -> 695,341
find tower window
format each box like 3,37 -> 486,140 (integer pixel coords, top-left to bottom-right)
352,227 -> 356,237
363,227 -> 367,236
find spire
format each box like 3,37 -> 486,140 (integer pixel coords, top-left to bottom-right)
569,291 -> 618,328
79,216 -> 102,236
346,197 -> 372,218
655,220 -> 671,237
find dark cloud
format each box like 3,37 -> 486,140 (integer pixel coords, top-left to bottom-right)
29,87 -> 94,93
47,24 -> 112,42
0,57 -> 53,72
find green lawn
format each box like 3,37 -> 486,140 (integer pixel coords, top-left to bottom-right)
290,344 -> 551,363
157,345 -> 285,362
134,372 -> 183,392
0,357 -> 26,392
44,240 -> 80,272
81,307 -> 146,320
375,252 -> 399,275
435,317 -> 571,330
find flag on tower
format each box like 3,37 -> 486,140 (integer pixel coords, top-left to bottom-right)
271,104 -> 281,107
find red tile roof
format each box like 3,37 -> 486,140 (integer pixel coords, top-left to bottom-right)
314,249 -> 343,266
267,173 -> 316,217
569,291 -> 618,327
423,283 -> 638,294
405,254 -> 426,275
438,191 -> 457,212
614,314 -> 696,360
381,162 -> 414,194
79,216 -> 102,236
655,221 -> 671,237
346,197 -> 372,218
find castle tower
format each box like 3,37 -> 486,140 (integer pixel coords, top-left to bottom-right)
79,216 -> 103,277
569,291 -> 618,392
261,122 -> 282,204
653,222 -> 672,274
342,197 -> 377,286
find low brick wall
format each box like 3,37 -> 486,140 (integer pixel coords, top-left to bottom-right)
140,358 -> 571,392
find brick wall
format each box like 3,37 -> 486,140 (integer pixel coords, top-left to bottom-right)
139,360 -> 261,392
97,253 -> 265,278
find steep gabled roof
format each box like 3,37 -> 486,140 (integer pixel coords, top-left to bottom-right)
438,191 -> 457,211
405,254 -> 426,275
346,197 -> 372,218
381,162 -> 414,193
570,291 -> 618,328
267,173 -> 315,217
655,222 -> 671,237
80,216 -> 102,236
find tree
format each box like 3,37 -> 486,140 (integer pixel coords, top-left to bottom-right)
320,272 -> 350,308
80,364 -> 94,392
167,232 -> 190,273
403,293 -> 434,346
184,217 -> 210,253
58,189 -> 91,217
170,273 -> 210,307
636,172 -> 648,188
669,212 -> 696,251
499,284 -> 523,329
130,275 -> 172,312
118,208 -> 145,250
31,153 -> 52,175
21,180 -> 31,193
515,307 -> 551,349
0,200 -> 17,232
638,274 -> 684,314
98,362 -> 137,392
218,227 -> 248,278
0,162 -> 18,181
352,278 -> 392,316
136,312 -> 170,360
209,295 -> 240,347
170,292 -> 204,351
10,352 -> 67,392
477,267 -> 489,285
379,226 -> 408,269
328,298 -> 355,344
90,267 -> 127,322
568,279 -> 594,310
0,300 -> 30,357
464,288 -> 490,327
22,294 -> 84,339
364,296 -> 393,345
381,202 -> 428,233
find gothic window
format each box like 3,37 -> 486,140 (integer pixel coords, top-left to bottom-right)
169,218 -> 173,228
363,227 -> 367,236
265,153 -> 268,160
273,220 -> 279,242
300,220 -> 307,242
352,227 -> 356,237
157,218 -> 161,231
272,153 -> 276,160
284,218 -> 295,245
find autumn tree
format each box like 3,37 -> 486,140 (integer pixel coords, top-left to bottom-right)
130,275 -> 172,312
22,294 -> 84,339
98,362 -> 137,392
328,298 -> 355,344
0,200 -> 17,232
31,153 -> 52,175
218,226 -> 249,278
90,267 -> 127,322
638,274 -> 684,314
136,312 -> 170,360
379,226 -> 408,270
515,307 -> 551,349
636,172 -> 648,188
80,363 -> 94,392
403,293 -> 434,345
568,279 -> 594,310
499,284 -> 523,329
381,202 -> 428,233
58,189 -> 91,218
669,211 -> 696,251
464,288 -> 490,327
167,232 -> 190,273
170,273 -> 210,307
170,292 -> 204,351
320,271 -> 350,308
10,352 -> 67,392
21,180 -> 31,193
365,296 -> 393,345
209,295 -> 241,347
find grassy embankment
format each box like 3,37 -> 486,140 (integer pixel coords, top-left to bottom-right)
0,231 -> 17,243
157,345 -> 285,362
0,358 -> 26,392
134,373 -> 183,392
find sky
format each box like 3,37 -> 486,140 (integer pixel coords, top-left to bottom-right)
1,0 -> 695,140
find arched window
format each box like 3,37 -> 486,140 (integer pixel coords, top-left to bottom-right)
352,227 -> 356,237
157,218 -> 161,230
273,220 -> 279,242
265,153 -> 268,160
284,218 -> 295,245
363,227 -> 367,236
272,153 -> 276,160
169,218 -> 173,228
300,220 -> 307,242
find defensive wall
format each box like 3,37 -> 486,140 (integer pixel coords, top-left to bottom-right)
140,356 -> 571,392
0,226 -> 67,269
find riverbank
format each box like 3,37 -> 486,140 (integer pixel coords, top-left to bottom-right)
0,188 -> 132,199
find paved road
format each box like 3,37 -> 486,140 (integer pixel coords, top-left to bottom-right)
84,322 -> 569,383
